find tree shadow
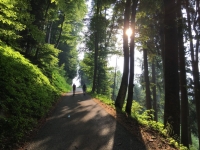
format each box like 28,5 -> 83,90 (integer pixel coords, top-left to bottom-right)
113,109 -> 146,150
23,92 -> 146,150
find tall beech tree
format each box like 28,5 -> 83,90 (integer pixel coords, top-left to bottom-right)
125,0 -> 138,115
91,0 -> 100,93
152,58 -> 157,121
115,0 -> 131,109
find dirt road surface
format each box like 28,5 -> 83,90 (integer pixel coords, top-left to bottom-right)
24,88 -> 146,150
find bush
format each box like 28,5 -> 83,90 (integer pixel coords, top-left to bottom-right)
0,44 -> 60,148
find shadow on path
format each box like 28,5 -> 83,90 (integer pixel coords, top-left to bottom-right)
24,90 -> 146,150
113,110 -> 146,150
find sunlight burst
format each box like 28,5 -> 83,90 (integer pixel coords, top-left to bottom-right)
126,28 -> 132,37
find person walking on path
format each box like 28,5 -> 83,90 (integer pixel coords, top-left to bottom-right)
72,83 -> 76,96
82,83 -> 86,95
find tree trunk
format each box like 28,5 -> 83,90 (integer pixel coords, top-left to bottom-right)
34,47 -> 39,59
143,48 -> 152,110
92,0 -> 100,93
185,0 -> 200,144
115,0 -> 131,110
44,0 -> 51,20
163,0 -> 180,137
152,59 -> 157,121
194,0 -> 200,145
177,0 -> 189,147
48,22 -> 53,43
25,42 -> 30,56
112,57 -> 117,100
125,0 -> 138,115
92,32 -> 98,93
54,15 -> 65,48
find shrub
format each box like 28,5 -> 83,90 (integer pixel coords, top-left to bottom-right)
0,44 -> 60,148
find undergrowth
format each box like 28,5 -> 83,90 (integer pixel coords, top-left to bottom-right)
90,93 -> 189,150
0,43 -> 71,149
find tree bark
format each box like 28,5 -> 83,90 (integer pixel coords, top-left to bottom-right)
47,21 -> 53,43
115,0 -> 131,110
125,0 -> 138,115
44,0 -> 51,20
92,0 -> 100,93
163,0 -> 180,137
143,48 -> 152,110
185,0 -> 200,144
54,14 -> 65,48
112,57 -> 117,100
152,59 -> 157,121
177,0 -> 189,147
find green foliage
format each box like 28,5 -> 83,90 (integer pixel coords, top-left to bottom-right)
130,101 -> 168,137
90,93 -> 115,108
58,42 -> 78,81
79,51 -> 113,97
0,0 -> 86,148
166,137 -> 188,150
0,0 -> 30,45
190,134 -> 199,150
131,101 -> 188,150
110,70 -> 122,100
51,67 -> 71,92
0,44 -> 63,148
90,92 -> 188,150
79,53 -> 94,83
38,44 -> 60,67
131,100 -> 143,118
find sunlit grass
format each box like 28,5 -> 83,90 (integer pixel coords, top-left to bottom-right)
0,43 -> 71,149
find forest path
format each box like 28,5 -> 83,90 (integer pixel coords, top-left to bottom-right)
23,88 -> 146,150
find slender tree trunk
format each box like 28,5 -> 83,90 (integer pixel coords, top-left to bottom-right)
143,48 -> 152,110
44,0 -> 51,20
125,0 -> 138,115
97,58 -> 100,94
32,0 -> 51,59
152,59 -> 157,121
54,15 -> 65,48
48,22 -> 53,43
92,0 -> 100,93
185,0 -> 200,144
177,0 -> 189,147
25,41 -> 30,56
43,0 -> 51,34
112,57 -> 117,100
163,0 -> 180,137
34,47 -> 39,59
115,0 -> 131,110
193,2 -> 200,145
92,32 -> 98,93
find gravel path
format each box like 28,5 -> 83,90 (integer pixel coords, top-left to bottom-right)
25,88 -> 146,150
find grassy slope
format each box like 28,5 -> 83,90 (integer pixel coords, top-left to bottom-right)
0,44 -> 70,149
